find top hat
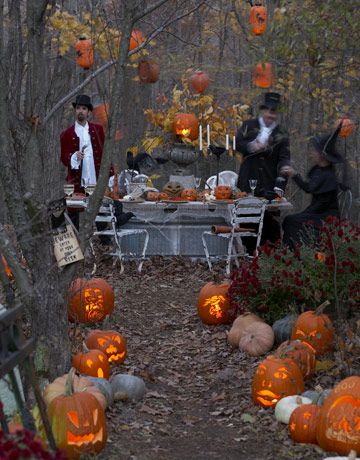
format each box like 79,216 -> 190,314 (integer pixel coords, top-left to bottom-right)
310,124 -> 343,164
72,94 -> 93,111
259,92 -> 281,111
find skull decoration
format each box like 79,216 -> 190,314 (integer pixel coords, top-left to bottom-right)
48,391 -> 107,460
197,281 -> 236,325
72,349 -> 110,380
316,376 -> 360,455
68,278 -> 114,324
162,181 -> 183,198
85,330 -> 127,365
181,188 -> 197,201
251,355 -> 304,408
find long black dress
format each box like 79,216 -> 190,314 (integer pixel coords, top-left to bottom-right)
283,165 -> 339,248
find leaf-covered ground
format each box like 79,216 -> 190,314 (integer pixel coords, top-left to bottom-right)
73,255 -> 358,460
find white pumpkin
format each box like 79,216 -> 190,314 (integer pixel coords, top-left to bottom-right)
110,374 -> 146,401
274,395 -> 312,424
83,376 -> 114,407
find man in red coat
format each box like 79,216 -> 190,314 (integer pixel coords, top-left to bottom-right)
61,94 -> 106,193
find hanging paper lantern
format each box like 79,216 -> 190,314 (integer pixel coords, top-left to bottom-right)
253,63 -> 273,88
249,4 -> 267,36
138,59 -> 160,83
189,71 -> 210,94
129,29 -> 145,51
173,113 -> 199,141
336,116 -> 355,138
75,37 -> 94,69
92,103 -> 109,127
1,255 -> 13,280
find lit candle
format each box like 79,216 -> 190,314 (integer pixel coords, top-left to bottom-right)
207,124 -> 210,145
233,135 -> 236,151
199,125 -> 203,151
226,134 -> 229,150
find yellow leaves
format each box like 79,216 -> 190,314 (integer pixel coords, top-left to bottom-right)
315,359 -> 337,373
127,146 -> 139,156
142,136 -> 163,153
172,89 -> 183,106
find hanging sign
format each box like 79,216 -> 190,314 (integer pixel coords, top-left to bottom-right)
53,224 -> 84,267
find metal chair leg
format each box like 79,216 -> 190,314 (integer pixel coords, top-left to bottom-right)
226,234 -> 234,276
202,233 -> 213,271
137,231 -> 149,273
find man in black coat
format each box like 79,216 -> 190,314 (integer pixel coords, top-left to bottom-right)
236,92 -> 290,196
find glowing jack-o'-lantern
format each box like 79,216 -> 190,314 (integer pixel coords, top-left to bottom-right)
173,113 -> 199,141
291,300 -> 334,356
68,278 -> 114,324
316,376 -> 360,455
251,355 -> 304,408
197,281 -> 236,325
289,403 -> 320,444
214,185 -> 232,200
72,349 -> 110,380
48,389 -> 107,460
181,188 -> 197,201
253,62 -> 273,88
85,330 -> 127,365
249,4 -> 267,36
275,340 -> 316,380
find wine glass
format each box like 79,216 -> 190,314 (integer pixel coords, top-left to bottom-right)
195,177 -> 202,190
86,184 -> 96,196
64,183 -> 74,197
82,177 -> 90,194
249,179 -> 257,197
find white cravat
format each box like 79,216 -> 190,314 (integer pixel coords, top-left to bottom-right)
71,121 -> 97,185
257,117 -> 277,144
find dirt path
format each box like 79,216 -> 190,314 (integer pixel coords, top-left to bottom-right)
82,257 -> 325,460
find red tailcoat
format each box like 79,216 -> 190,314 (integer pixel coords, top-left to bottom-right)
60,122 -> 108,192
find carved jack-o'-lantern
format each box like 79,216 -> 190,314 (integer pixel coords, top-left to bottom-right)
158,192 -> 169,201
252,355 -> 304,408
197,281 -> 236,325
316,376 -> 360,455
68,278 -> 114,324
162,181 -> 183,198
275,340 -> 316,380
85,330 -> 127,365
289,404 -> 320,444
253,62 -> 273,88
48,386 -> 107,460
249,4 -> 267,36
72,349 -> 110,380
181,188 -> 197,201
214,185 -> 232,200
146,191 -> 160,201
291,301 -> 334,356
173,113 -> 199,141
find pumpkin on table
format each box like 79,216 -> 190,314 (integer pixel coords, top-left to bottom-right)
291,300 -> 334,356
146,191 -> 160,201
47,371 -> 107,460
214,185 -> 232,200
197,281 -> 235,325
289,403 -> 321,444
85,330 -> 127,365
275,340 -> 316,380
181,188 -> 197,201
72,348 -> 110,380
68,277 -> 114,324
252,355 -> 304,408
316,376 -> 360,455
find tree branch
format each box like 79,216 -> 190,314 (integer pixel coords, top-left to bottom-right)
133,0 -> 170,23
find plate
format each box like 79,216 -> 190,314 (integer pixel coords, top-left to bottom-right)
116,198 -> 144,203
213,199 -> 235,204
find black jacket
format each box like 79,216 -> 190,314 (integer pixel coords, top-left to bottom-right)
236,118 -> 290,194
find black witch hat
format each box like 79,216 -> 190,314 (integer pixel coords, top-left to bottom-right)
311,123 -> 343,164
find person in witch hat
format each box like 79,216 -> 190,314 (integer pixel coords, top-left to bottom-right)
281,124 -> 343,249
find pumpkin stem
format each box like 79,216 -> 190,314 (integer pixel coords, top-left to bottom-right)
315,300 -> 330,315
295,396 -> 302,405
314,384 -> 323,394
65,368 -> 76,396
82,341 -> 90,353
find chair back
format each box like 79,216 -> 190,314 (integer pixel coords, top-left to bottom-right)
231,202 -> 266,255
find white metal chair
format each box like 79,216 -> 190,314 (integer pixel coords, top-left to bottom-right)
94,202 -> 149,273
202,201 -> 266,275
205,170 -> 238,190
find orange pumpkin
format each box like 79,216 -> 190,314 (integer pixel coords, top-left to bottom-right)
289,404 -> 320,444
158,192 -> 169,201
173,113 -> 199,141
92,103 -> 109,127
85,330 -> 127,365
275,340 -> 316,380
129,29 -> 145,51
189,70 -> 210,94
316,376 -> 360,455
214,185 -> 232,200
72,349 -> 110,380
138,59 -> 160,83
291,301 -> 334,356
249,4 -> 267,36
336,116 -> 355,138
68,277 -> 114,324
75,37 -> 94,69
197,281 -> 236,325
181,188 -> 197,201
252,355 -> 304,408
253,62 -> 273,88
146,191 -> 160,201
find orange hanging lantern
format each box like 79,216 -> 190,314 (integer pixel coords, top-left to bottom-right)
249,4 -> 267,36
85,330 -> 127,365
1,255 -> 13,280
138,59 -> 160,83
253,62 -> 273,88
189,71 -> 210,94
173,113 -> 199,141
197,281 -> 236,325
75,37 -> 94,69
129,29 -> 145,51
72,348 -> 110,380
252,355 -> 304,408
92,103 -> 109,128
68,277 -> 114,324
336,116 -> 355,138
